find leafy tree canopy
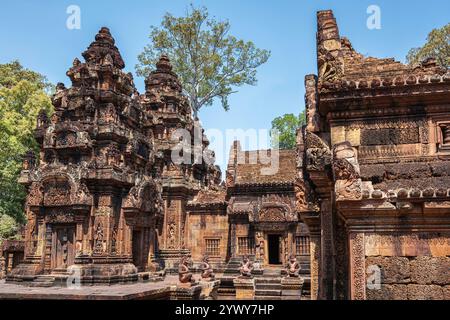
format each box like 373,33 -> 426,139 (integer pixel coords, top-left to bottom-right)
271,111 -> 306,150
0,61 -> 53,236
136,6 -> 270,115
406,23 -> 449,69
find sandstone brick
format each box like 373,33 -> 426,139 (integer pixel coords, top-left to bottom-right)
366,284 -> 408,300
407,284 -> 444,300
366,256 -> 410,284
443,286 -> 450,300
410,256 -> 439,285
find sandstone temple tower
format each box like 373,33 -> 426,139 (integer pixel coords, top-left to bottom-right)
10,27 -> 164,284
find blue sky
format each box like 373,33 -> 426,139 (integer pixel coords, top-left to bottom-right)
0,0 -> 448,171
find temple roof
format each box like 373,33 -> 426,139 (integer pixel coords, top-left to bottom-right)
82,27 -> 125,69
187,188 -> 227,208
232,149 -> 296,185
315,10 -> 449,94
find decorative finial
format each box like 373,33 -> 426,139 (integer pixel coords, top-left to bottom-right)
156,54 -> 173,72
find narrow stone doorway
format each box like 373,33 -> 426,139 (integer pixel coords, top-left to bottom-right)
51,225 -> 75,270
267,234 -> 281,265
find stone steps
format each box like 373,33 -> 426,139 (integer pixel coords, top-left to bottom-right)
255,277 -> 281,284
255,282 -> 280,290
28,276 -> 56,287
255,296 -> 282,300
255,289 -> 281,296
254,268 -> 283,300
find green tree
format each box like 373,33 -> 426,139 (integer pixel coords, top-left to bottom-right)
136,6 -> 270,116
271,111 -> 306,150
406,23 -> 450,69
0,61 -> 53,236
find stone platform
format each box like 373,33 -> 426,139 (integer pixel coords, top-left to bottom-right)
0,277 -> 180,300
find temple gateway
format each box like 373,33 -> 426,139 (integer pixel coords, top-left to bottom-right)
2,10 -> 449,300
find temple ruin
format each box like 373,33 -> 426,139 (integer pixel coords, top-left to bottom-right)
1,10 -> 449,300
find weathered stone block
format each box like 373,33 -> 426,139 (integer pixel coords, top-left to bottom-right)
281,277 -> 304,299
366,284 -> 408,300
407,284 -> 444,300
409,256 -> 450,285
233,278 -> 255,300
444,285 -> 450,300
410,256 -> 438,285
345,128 -> 360,146
366,256 -> 410,284
331,126 -> 345,145
199,279 -> 220,300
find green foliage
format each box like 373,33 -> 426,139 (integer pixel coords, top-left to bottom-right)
0,214 -> 19,241
271,111 -> 306,150
136,6 -> 270,115
0,61 -> 53,232
406,23 -> 450,69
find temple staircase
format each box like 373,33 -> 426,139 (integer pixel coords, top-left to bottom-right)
254,268 -> 282,300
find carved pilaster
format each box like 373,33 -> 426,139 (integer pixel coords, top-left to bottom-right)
320,198 -> 334,300
305,75 -> 320,133
309,232 -> 321,300
349,232 -> 365,300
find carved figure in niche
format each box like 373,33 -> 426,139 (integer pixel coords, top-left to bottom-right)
200,255 -> 215,280
294,177 -> 307,211
167,222 -> 176,249
104,104 -> 116,123
111,227 -> 118,254
286,254 -> 301,278
22,150 -> 36,171
255,232 -> 264,261
178,256 -> 194,284
106,144 -> 121,166
27,216 -> 37,255
239,255 -> 254,278
94,223 -> 104,254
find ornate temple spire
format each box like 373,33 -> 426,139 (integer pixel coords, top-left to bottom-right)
82,27 -> 125,69
145,54 -> 182,94
156,54 -> 173,72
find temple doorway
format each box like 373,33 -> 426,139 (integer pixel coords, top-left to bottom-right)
267,234 -> 281,265
51,225 -> 75,270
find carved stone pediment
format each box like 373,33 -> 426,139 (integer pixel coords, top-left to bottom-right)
123,178 -> 163,216
259,207 -> 287,222
27,173 -> 93,208
249,194 -> 297,223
